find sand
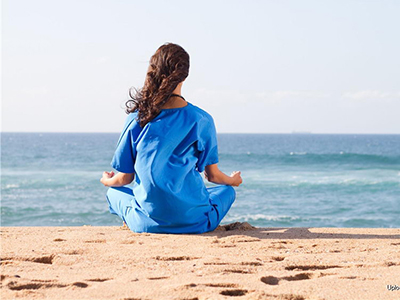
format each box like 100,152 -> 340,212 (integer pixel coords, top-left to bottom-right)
1,223 -> 400,300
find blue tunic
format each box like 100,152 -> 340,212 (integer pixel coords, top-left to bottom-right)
106,102 -> 236,234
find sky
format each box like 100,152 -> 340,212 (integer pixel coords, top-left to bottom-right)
2,0 -> 400,133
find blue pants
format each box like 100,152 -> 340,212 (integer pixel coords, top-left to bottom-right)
106,185 -> 236,233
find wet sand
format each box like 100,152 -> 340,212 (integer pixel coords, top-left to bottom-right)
1,224 -> 400,299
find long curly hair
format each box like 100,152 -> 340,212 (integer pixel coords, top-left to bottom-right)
125,43 -> 190,127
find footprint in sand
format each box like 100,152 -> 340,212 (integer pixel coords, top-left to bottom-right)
281,273 -> 313,281
204,262 -> 229,265
339,276 -> 357,280
204,261 -> 262,267
184,283 -> 239,288
64,250 -> 84,255
261,273 -> 314,285
1,257 -> 14,265
6,281 -> 88,290
86,278 -> 112,282
72,282 -> 88,288
84,239 -> 106,243
205,283 -> 239,288
154,256 -> 199,261
285,265 -> 342,271
7,282 -> 67,290
271,256 -> 285,262
384,262 -> 399,267
223,269 -> 253,274
270,294 -> 306,300
53,238 -> 66,242
182,283 -> 248,298
235,238 -> 261,243
241,261 -> 263,266
2,255 -> 55,265
261,276 -> 280,285
220,289 -> 248,296
26,255 -> 55,264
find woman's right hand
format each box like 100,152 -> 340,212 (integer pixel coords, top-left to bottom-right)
204,164 -> 242,187
230,171 -> 242,187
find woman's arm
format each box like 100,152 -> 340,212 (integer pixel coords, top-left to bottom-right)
100,171 -> 134,187
204,164 -> 242,187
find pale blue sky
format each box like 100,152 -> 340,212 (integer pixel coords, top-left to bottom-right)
2,0 -> 400,133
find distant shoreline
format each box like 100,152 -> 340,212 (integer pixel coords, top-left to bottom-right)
2,132 -> 400,135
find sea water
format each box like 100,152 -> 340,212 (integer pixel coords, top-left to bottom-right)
1,133 -> 399,228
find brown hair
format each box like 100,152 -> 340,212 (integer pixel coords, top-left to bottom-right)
126,43 -> 190,127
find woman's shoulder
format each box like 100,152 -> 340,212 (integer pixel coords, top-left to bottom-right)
126,110 -> 139,121
187,102 -> 215,123
123,111 -> 139,126
122,111 -> 141,133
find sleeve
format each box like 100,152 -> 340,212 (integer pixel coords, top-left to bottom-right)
111,114 -> 140,173
196,115 -> 219,172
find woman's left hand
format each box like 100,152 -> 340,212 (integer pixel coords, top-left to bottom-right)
100,171 -> 115,186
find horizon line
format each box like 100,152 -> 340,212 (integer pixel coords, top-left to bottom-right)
1,131 -> 400,135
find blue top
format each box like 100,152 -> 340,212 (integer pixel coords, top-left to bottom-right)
111,102 -> 219,233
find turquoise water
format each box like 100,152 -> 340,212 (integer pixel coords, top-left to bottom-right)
1,133 -> 399,228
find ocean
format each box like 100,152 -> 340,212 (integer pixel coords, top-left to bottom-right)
1,133 -> 399,228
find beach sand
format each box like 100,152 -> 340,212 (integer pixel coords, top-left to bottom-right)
1,224 -> 399,300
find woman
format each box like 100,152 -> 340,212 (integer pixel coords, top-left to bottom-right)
100,43 -> 242,234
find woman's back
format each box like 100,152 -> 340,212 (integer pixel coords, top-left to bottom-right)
109,102 -> 222,233
101,43 -> 241,234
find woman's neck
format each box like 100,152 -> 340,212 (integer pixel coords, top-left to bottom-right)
171,83 -> 182,96
161,96 -> 187,109
161,83 -> 187,109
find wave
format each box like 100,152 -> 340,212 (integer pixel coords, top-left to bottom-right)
220,152 -> 400,166
1,184 -> 20,190
238,179 -> 400,191
223,214 -> 394,228
225,214 -> 306,222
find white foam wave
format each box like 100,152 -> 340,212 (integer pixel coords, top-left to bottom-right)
225,214 -> 303,222
2,184 -> 20,189
289,152 -> 307,155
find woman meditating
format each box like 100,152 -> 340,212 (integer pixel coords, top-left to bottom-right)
100,43 -> 242,233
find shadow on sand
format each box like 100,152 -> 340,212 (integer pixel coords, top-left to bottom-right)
202,222 -> 400,240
